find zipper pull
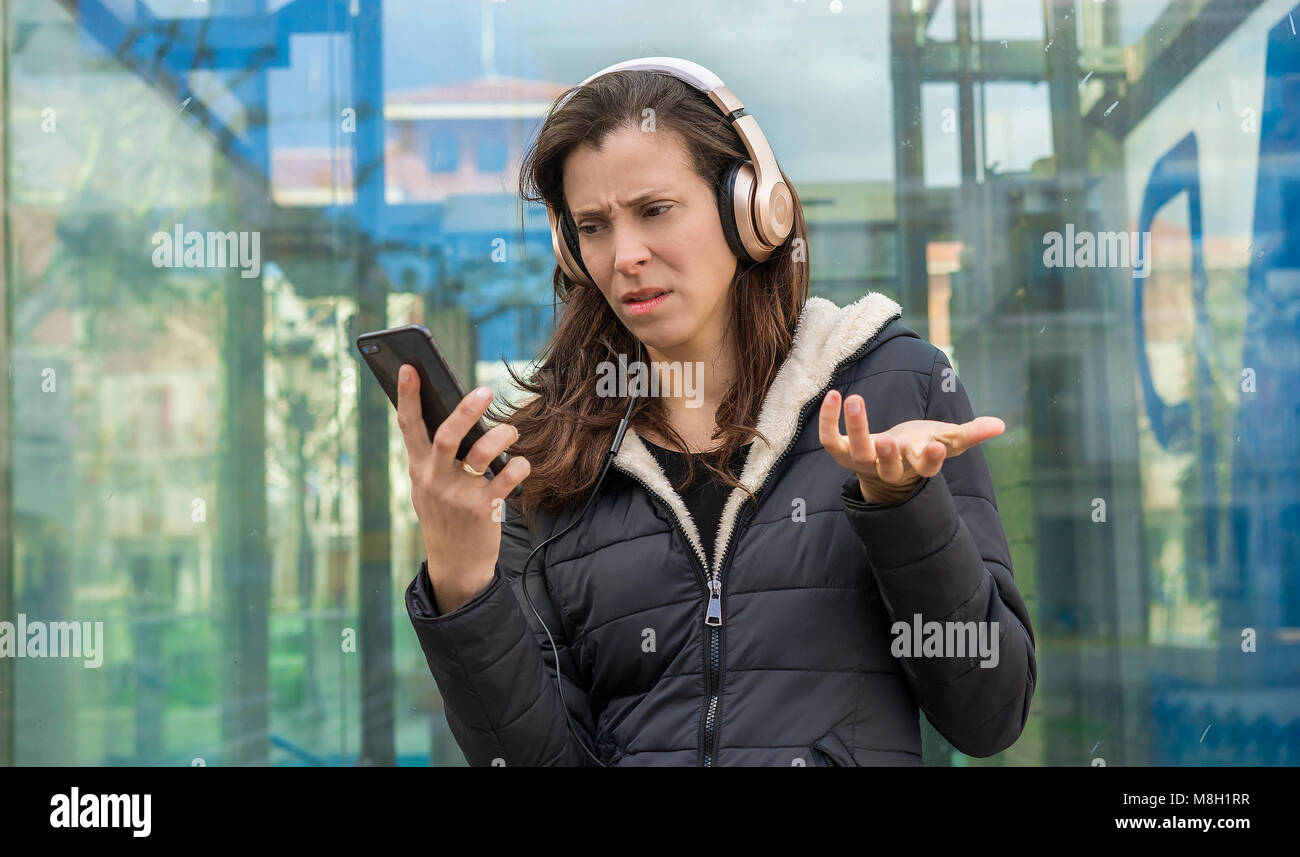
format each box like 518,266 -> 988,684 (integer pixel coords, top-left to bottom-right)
705,577 -> 723,627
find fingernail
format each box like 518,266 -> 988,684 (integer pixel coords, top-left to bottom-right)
474,387 -> 491,400
399,366 -> 410,383
846,398 -> 861,415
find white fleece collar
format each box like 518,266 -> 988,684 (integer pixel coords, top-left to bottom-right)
612,291 -> 903,576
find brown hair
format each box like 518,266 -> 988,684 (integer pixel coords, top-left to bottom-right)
487,69 -> 810,525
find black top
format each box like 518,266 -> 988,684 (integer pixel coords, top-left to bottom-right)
641,436 -> 753,568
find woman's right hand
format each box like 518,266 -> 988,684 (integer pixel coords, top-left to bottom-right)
396,363 -> 531,614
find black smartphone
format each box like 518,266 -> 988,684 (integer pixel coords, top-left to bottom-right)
356,324 -> 510,477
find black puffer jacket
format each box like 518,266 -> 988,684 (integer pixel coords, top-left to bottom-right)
406,293 -> 1036,766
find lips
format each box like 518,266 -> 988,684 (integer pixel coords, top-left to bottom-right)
623,289 -> 670,304
622,290 -> 671,316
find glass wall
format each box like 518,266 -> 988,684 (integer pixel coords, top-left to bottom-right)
2,0 -> 1297,765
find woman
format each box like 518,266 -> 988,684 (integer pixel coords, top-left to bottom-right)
400,59 -> 1036,766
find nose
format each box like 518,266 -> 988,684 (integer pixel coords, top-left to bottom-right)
611,221 -> 651,277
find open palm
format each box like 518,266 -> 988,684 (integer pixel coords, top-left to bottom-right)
818,389 -> 1005,504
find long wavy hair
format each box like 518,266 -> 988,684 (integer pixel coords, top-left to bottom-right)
487,69 -> 810,525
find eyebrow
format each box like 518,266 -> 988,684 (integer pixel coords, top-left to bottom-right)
571,190 -> 673,220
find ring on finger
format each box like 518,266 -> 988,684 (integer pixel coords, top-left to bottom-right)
461,461 -> 486,478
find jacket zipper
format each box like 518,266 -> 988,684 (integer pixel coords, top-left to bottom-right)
700,500 -> 751,765
695,320 -> 897,765
606,466 -> 719,765
613,310 -> 898,767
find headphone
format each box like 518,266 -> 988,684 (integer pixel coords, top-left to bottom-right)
514,58 -> 792,767
546,57 -> 795,288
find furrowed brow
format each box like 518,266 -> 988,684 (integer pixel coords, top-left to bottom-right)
572,190 -> 671,220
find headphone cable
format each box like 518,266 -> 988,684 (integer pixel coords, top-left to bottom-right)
515,340 -> 642,767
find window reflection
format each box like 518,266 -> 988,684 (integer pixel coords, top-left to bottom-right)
3,0 -> 1298,767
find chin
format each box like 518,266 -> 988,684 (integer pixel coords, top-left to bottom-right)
626,321 -> 694,354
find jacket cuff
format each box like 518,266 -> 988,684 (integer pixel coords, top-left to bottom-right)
407,559 -> 505,623
841,475 -> 928,510
840,473 -> 959,570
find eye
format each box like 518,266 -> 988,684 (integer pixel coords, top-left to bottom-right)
577,204 -> 671,235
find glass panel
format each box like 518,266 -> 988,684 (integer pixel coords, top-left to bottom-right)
4,0 -> 1298,768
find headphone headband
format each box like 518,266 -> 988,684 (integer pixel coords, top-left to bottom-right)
548,57 -> 794,287
571,57 -> 724,99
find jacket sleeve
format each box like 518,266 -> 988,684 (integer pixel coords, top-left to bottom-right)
839,348 -> 1037,758
404,498 -> 607,766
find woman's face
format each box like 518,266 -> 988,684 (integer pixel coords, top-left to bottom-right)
562,125 -> 738,357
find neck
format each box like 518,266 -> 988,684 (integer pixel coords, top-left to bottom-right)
642,329 -> 735,435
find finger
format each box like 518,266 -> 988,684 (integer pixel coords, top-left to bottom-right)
432,386 -> 494,476
396,365 -> 432,475
817,390 -> 853,466
842,394 -> 877,469
905,439 -> 947,479
939,416 -> 1006,457
963,416 -> 1006,448
483,455 -> 531,504
463,422 -> 518,477
873,433 -> 906,483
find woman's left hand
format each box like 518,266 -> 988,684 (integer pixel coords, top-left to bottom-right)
818,389 -> 1006,505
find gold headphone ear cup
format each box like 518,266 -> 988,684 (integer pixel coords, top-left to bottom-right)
560,214 -> 590,283
549,206 -> 594,287
762,181 -> 794,247
717,161 -> 754,265
728,161 -> 775,264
